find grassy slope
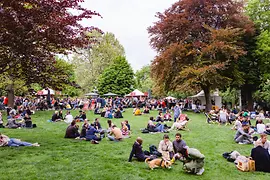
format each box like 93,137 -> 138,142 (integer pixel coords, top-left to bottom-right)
0,109 -> 270,180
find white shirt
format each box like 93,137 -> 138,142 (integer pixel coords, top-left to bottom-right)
257,124 -> 266,134
64,114 -> 73,124
256,139 -> 270,152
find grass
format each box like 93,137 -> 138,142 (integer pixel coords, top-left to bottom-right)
0,109 -> 270,180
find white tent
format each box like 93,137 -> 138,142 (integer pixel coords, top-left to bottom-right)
125,89 -> 146,97
165,96 -> 176,100
37,88 -> 55,95
189,90 -> 222,109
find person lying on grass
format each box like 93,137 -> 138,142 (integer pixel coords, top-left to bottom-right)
0,133 -> 40,147
64,120 -> 80,139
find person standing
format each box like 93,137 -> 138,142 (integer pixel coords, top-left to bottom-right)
173,104 -> 181,122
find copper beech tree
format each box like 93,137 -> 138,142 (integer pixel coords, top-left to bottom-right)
148,0 -> 254,111
0,0 -> 100,106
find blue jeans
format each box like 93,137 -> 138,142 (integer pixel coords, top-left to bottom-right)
155,124 -> 164,132
107,135 -> 120,142
8,138 -> 32,147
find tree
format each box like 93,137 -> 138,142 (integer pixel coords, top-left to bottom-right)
97,56 -> 135,95
135,65 -> 153,93
246,0 -> 270,109
148,0 -> 254,111
0,0 -> 100,106
71,31 -> 125,93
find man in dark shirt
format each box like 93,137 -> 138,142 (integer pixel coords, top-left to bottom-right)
129,137 -> 147,162
251,141 -> 270,173
64,120 -> 80,138
172,133 -> 187,162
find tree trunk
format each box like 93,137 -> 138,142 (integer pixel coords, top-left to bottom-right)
202,86 -> 212,112
6,83 -> 15,108
241,85 -> 254,111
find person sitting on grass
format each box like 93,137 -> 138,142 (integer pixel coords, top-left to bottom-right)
107,119 -> 114,133
75,110 -> 86,122
107,125 -> 123,142
121,121 -> 130,138
51,111 -> 62,122
93,118 -> 102,130
158,134 -> 174,161
143,106 -> 150,114
251,140 -> 270,173
23,113 -> 33,128
234,122 -> 254,144
58,110 -> 64,120
164,110 -> 172,121
128,137 -> 151,162
134,107 -> 142,116
80,120 -> 90,138
254,134 -> 270,152
64,111 -> 73,124
85,124 -> 101,141
257,119 -> 266,134
231,116 -> 242,130
171,133 -> 187,162
169,115 -> 189,131
156,112 -> 164,122
125,120 -> 131,131
94,107 -> 101,115
114,108 -> 123,118
0,133 -> 40,147
147,118 -> 165,132
64,120 -> 80,139
6,112 -> 21,128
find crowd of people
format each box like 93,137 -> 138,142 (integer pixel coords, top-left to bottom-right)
1,94 -> 270,175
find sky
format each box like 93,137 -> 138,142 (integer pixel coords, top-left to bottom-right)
80,0 -> 178,71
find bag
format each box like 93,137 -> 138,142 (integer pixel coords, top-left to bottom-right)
237,159 -> 255,172
149,145 -> 162,157
141,129 -> 149,133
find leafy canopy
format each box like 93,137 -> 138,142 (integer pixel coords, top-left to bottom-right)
72,31 -> 125,93
98,56 -> 135,95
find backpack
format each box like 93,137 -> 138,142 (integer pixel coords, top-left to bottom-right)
149,145 -> 162,157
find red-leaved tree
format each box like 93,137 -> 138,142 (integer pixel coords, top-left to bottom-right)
0,0 -> 100,106
148,0 -> 254,111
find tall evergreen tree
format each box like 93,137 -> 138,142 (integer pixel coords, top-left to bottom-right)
97,56 -> 135,95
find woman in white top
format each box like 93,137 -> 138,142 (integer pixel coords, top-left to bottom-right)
256,119 -> 266,134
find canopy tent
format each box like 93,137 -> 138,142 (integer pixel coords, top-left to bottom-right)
103,92 -> 118,96
165,96 -> 176,100
189,90 -> 222,110
85,92 -> 99,96
37,88 -> 55,95
191,90 -> 219,98
125,89 -> 146,97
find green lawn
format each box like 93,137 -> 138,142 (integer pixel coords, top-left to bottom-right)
0,109 -> 269,180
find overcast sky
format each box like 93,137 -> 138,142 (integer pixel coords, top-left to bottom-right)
80,0 -> 177,71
